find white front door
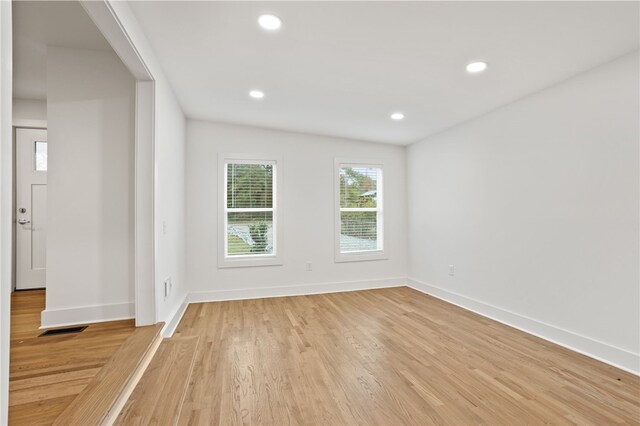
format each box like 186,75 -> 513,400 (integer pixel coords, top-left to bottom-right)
16,128 -> 48,290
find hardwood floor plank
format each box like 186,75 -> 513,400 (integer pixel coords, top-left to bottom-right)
53,322 -> 163,426
172,287 -> 639,426
115,336 -> 199,426
7,395 -> 78,426
8,290 -> 138,425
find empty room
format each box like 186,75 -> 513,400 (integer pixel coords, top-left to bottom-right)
0,1 -> 638,425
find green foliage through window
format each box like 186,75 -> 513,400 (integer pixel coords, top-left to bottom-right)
227,163 -> 273,209
340,167 -> 378,208
226,161 -> 275,257
339,166 -> 381,253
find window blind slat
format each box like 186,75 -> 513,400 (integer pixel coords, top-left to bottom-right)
227,163 -> 273,209
225,162 -> 275,257
338,165 -> 382,254
339,166 -> 378,208
340,211 -> 378,252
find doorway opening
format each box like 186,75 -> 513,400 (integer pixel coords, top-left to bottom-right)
12,0 -> 139,330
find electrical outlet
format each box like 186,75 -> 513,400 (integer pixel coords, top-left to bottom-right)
306,261 -> 312,271
162,221 -> 168,235
448,264 -> 455,277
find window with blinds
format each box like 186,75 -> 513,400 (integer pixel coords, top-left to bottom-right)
224,160 -> 276,258
337,163 -> 383,258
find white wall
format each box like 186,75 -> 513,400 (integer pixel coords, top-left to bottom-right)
154,78 -> 186,324
407,51 -> 640,373
186,121 -> 407,300
42,46 -> 136,327
0,1 -> 12,422
12,98 -> 46,127
103,1 -> 187,328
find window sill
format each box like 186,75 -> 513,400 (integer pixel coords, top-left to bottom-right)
335,251 -> 387,263
218,256 -> 283,269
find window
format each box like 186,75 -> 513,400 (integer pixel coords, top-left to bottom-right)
335,159 -> 385,262
34,141 -> 47,171
219,154 -> 283,267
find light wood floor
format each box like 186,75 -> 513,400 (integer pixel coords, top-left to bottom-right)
116,336 -> 199,425
171,287 -> 639,425
9,290 -> 136,425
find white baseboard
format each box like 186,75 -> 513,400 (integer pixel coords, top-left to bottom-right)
155,276 -> 640,376
161,278 -> 404,338
407,278 -> 640,376
161,295 -> 188,338
40,302 -> 134,329
187,277 -> 406,304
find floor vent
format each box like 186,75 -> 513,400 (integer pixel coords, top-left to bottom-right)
39,326 -> 87,337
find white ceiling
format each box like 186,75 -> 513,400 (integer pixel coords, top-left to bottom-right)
140,2 -> 635,144
13,1 -> 112,100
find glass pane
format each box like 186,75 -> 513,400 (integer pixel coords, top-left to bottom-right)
340,211 -> 378,253
227,163 -> 273,209
339,166 -> 378,208
227,211 -> 273,256
35,141 -> 47,171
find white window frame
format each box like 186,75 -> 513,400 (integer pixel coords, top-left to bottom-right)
334,158 -> 386,263
218,153 -> 283,268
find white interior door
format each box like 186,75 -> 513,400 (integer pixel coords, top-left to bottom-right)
16,128 -> 47,290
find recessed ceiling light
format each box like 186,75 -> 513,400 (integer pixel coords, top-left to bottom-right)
466,61 -> 488,73
390,112 -> 405,121
258,14 -> 282,31
249,90 -> 265,99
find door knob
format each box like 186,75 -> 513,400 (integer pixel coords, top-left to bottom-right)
18,219 -> 30,225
